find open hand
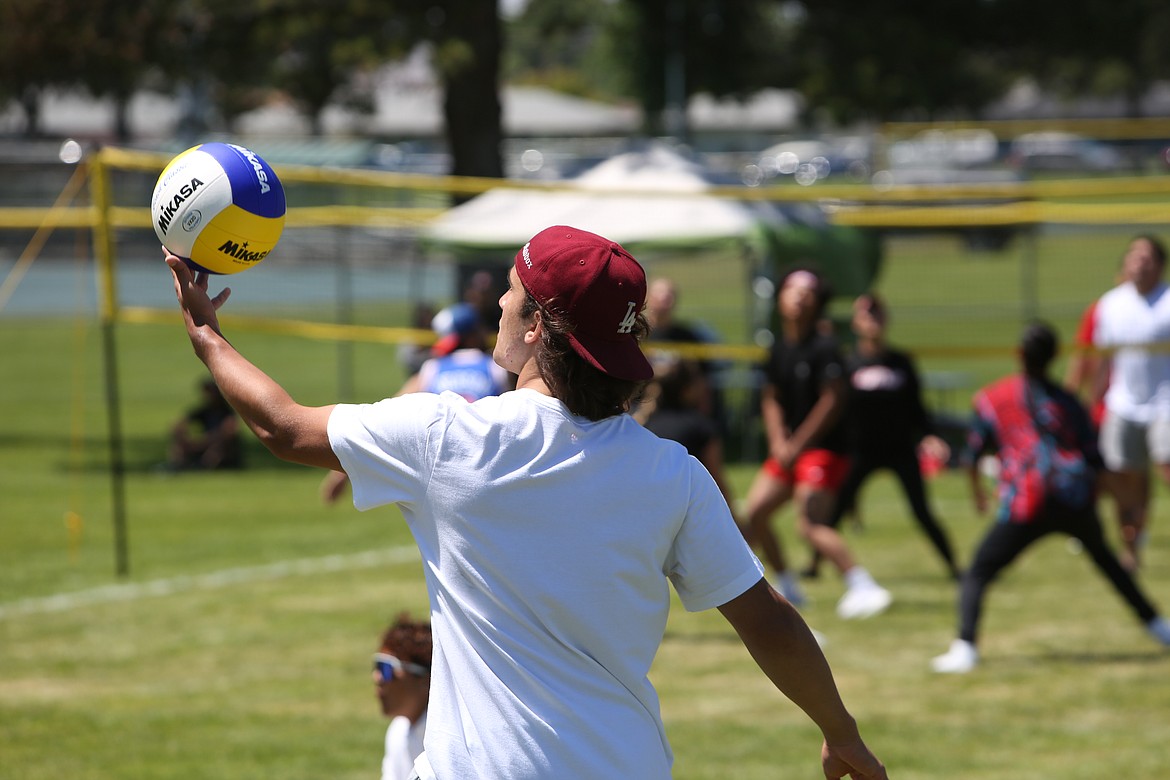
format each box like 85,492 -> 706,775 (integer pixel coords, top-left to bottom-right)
918,434 -> 951,465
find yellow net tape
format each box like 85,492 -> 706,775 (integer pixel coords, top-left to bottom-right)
5,146 -> 1169,367
0,163 -> 89,312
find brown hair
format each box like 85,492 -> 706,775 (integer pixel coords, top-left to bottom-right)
521,289 -> 649,420
378,612 -> 433,672
654,357 -> 703,411
1132,234 -> 1167,266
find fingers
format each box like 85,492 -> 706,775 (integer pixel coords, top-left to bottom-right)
164,250 -> 191,284
164,248 -> 230,317
211,287 -> 232,310
166,255 -> 189,302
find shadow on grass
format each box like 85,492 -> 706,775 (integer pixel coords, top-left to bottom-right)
0,432 -> 303,473
1026,649 -> 1168,666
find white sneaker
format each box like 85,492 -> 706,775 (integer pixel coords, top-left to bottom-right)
1147,616 -> 1170,646
931,639 -> 978,674
773,572 -> 807,608
836,583 -> 892,620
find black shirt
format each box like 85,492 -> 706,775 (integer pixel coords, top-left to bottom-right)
763,331 -> 848,454
844,347 -> 932,455
645,408 -> 718,460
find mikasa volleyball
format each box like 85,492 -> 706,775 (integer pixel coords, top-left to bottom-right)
152,142 -> 286,275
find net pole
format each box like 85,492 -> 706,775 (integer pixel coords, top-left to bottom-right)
335,226 -> 355,401
90,148 -> 130,578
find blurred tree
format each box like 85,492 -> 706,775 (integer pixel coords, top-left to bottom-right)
258,0 -> 408,136
420,0 -> 504,181
8,0 -> 1170,163
785,0 -> 1007,124
987,0 -> 1170,118
256,0 -> 502,180
79,0 -> 179,141
615,0 -> 792,136
0,0 -> 503,181
165,0 -> 271,137
508,0 -> 789,138
0,0 -> 91,137
504,0 -> 626,100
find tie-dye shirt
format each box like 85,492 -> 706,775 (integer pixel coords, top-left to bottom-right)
967,375 -> 1102,523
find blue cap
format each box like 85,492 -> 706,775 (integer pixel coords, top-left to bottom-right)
431,302 -> 480,355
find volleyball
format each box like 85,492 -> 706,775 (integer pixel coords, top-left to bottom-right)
151,142 -> 286,275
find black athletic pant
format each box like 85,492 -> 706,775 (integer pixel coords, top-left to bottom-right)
827,447 -> 958,576
958,502 -> 1159,644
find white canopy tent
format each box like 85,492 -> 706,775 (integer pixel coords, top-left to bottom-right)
422,144 -> 813,253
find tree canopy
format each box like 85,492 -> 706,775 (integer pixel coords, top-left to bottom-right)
5,0 -> 1170,173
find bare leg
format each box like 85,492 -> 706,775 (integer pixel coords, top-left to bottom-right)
742,468 -> 794,574
1110,469 -> 1150,572
795,485 -> 856,574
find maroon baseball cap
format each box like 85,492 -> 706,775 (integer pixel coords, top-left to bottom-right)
515,225 -> 653,381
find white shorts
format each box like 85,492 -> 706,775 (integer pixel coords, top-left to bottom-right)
1100,412 -> 1170,471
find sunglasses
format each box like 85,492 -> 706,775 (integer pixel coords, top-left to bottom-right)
372,652 -> 429,680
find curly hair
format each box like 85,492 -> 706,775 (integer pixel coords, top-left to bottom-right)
520,289 -> 649,421
378,612 -> 433,671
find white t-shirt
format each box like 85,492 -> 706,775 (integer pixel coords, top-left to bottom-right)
329,388 -> 762,780
382,713 -> 427,780
1094,280 -> 1170,423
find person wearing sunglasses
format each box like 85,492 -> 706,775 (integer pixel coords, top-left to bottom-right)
373,614 -> 432,780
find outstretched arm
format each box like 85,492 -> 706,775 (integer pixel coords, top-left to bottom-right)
718,579 -> 887,780
165,252 -> 341,471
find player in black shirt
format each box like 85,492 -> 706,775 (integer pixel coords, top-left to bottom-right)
642,357 -> 739,518
742,268 -> 893,619
166,376 -> 243,470
810,294 -> 960,581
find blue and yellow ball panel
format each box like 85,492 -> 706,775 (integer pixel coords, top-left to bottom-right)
200,142 -> 286,219
151,142 -> 285,275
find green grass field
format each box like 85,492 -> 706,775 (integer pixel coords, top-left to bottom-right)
4,234 -> 1170,779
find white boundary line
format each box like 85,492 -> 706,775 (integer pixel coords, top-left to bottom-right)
0,545 -> 421,620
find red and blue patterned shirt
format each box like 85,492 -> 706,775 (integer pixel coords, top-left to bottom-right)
967,374 -> 1102,523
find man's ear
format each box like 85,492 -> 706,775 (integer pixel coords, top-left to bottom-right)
523,308 -> 543,345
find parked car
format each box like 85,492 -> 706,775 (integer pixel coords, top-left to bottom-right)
1007,132 -> 1126,172
885,129 -> 999,170
747,136 -> 871,186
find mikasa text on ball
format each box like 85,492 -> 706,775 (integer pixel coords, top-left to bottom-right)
152,142 -> 286,275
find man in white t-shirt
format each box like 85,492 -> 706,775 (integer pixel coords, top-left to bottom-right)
1093,234 -> 1170,571
163,225 -> 886,780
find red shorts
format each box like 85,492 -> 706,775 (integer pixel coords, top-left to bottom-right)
763,449 -> 850,491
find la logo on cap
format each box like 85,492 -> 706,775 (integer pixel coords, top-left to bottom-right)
617,301 -> 637,333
